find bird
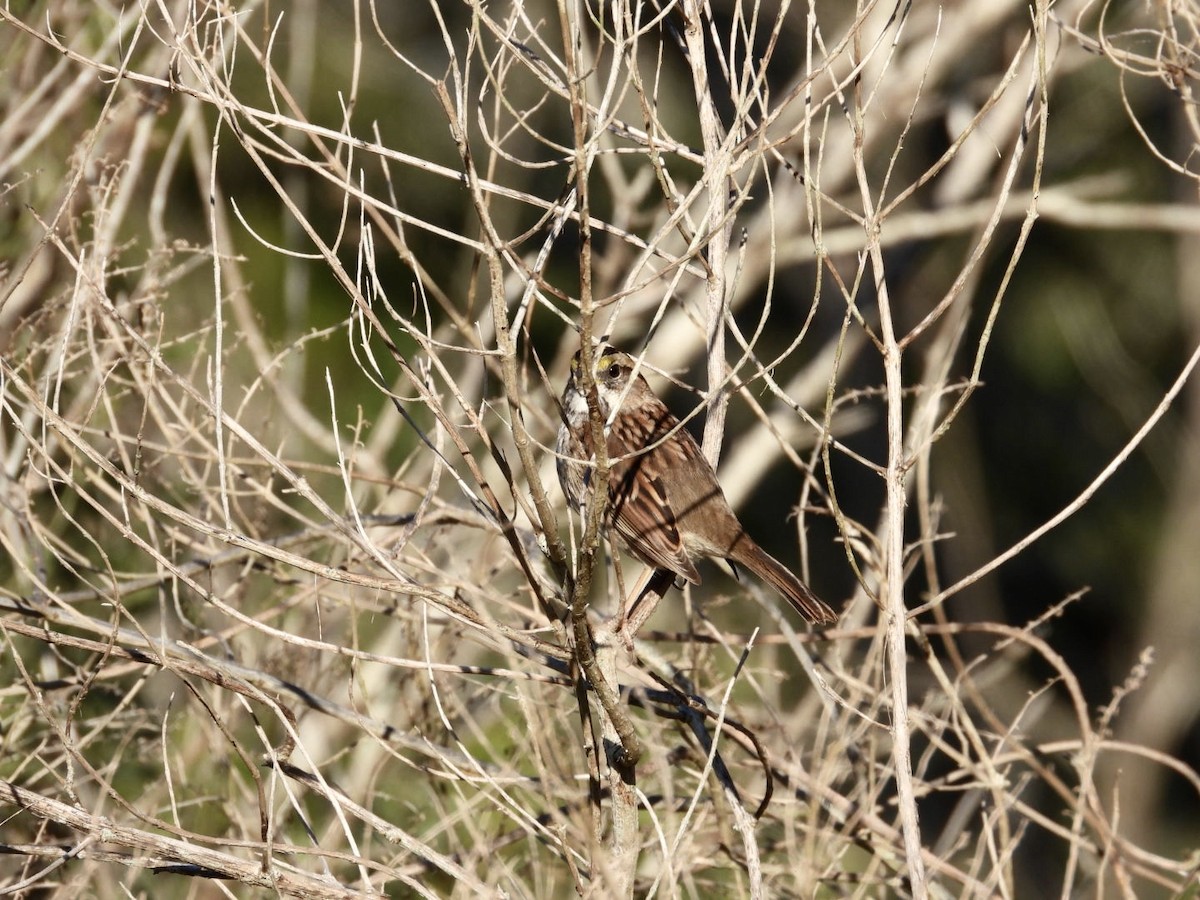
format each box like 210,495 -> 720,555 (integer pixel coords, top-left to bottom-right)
555,345 -> 837,625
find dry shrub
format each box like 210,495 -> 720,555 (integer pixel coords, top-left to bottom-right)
1,2 -> 1198,897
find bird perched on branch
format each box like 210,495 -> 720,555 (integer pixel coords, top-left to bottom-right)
556,345 -> 837,625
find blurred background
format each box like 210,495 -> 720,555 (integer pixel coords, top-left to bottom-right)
1,1 -> 1198,896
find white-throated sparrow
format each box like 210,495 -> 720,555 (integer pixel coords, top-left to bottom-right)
556,345 -> 837,625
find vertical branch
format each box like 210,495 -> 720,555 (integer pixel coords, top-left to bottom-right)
557,1 -> 641,892
872,222 -> 927,900
681,0 -> 732,466
847,25 -> 929,900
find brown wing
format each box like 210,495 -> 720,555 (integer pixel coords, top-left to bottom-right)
605,403 -> 701,584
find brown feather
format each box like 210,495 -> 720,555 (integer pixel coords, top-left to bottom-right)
558,347 -> 838,625
606,397 -> 700,582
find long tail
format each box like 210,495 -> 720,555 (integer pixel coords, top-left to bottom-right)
731,540 -> 838,625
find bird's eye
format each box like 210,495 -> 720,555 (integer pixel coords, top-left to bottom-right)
606,363 -> 621,379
